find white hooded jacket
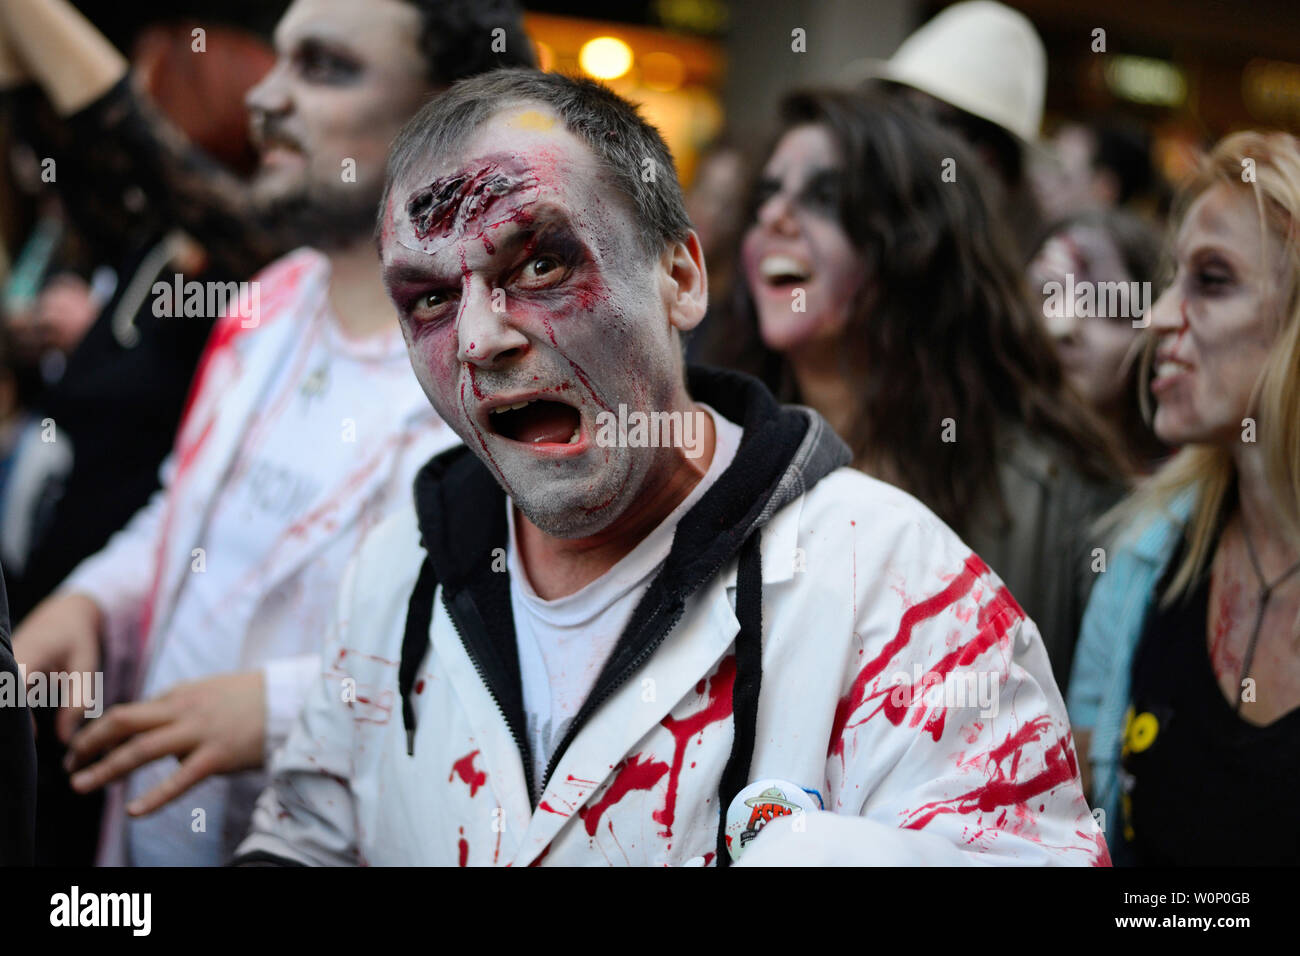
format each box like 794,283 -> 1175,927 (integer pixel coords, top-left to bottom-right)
237,368 -> 1109,867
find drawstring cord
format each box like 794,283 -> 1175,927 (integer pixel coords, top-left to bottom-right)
400,554 -> 438,755
716,531 -> 763,867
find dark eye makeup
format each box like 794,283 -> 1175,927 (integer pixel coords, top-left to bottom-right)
399,221 -> 589,326
294,39 -> 361,84
507,222 -> 586,293
751,168 -> 844,221
797,169 -> 844,214
753,177 -> 782,208
1190,252 -> 1234,293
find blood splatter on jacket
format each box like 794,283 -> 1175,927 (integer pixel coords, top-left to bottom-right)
237,369 -> 1109,866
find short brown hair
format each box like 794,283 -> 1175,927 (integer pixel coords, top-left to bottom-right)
381,69 -> 691,259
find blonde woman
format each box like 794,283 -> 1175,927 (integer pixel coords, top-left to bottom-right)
1069,131 -> 1300,865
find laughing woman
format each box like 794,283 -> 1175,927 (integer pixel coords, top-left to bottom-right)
1069,131 -> 1300,865
705,91 -> 1124,693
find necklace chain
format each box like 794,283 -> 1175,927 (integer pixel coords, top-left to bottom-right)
1233,518 -> 1300,713
1239,518 -> 1300,599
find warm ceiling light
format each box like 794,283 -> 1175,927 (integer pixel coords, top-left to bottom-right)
579,36 -> 633,80
1103,55 -> 1187,107
642,51 -> 685,92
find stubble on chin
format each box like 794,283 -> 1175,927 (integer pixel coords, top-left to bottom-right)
500,446 -> 639,541
251,176 -> 385,252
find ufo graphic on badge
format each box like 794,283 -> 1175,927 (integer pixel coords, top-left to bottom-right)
725,779 -> 823,862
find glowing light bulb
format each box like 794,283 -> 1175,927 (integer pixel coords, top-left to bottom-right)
579,36 -> 633,80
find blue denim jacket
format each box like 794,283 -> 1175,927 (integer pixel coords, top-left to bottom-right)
1066,492 -> 1195,851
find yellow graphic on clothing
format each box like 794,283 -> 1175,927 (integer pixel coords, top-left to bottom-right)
1119,706 -> 1160,842
1120,706 -> 1159,757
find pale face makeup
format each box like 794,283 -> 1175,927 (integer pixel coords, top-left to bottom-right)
380,106 -> 689,538
740,124 -> 865,354
1147,183 -> 1288,447
244,0 -> 430,232
1030,224 -> 1141,409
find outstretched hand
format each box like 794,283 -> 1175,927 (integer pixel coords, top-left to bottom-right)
65,671 -> 266,816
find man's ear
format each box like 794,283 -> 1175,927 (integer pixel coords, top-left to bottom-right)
661,230 -> 708,333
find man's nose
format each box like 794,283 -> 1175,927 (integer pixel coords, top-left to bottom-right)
457,285 -> 530,368
245,61 -> 291,121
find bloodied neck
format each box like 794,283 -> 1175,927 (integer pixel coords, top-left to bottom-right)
381,106 -> 713,595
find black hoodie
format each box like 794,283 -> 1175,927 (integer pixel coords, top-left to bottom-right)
397,365 -> 850,864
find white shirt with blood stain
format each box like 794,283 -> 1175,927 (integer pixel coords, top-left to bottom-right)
126,311 -> 435,865
59,247 -> 456,866
509,406 -> 742,797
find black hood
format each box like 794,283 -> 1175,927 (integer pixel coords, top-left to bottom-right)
399,365 -> 850,801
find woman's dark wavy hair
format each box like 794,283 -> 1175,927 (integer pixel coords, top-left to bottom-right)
706,90 -> 1123,535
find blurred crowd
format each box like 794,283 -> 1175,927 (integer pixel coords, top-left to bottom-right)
0,0 -> 1297,868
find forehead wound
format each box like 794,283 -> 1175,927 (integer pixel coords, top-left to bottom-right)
398,161 -> 542,254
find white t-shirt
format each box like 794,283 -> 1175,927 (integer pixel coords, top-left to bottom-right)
508,404 -> 743,795
126,313 -> 425,866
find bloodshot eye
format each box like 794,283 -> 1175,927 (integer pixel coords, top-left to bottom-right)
410,289 -> 452,323
516,255 -> 569,290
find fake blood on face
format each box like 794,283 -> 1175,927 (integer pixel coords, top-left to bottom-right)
406,163 -> 539,244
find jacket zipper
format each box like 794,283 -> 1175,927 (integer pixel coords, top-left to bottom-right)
443,590 -> 538,804
538,531 -> 755,796
539,602 -> 690,796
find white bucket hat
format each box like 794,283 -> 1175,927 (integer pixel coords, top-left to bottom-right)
844,1 -> 1047,144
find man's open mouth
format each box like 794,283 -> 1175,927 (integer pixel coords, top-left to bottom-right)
488,398 -> 582,445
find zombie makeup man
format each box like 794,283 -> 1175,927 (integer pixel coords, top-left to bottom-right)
244,0 -> 435,249
240,72 -> 1105,869
380,100 -> 709,539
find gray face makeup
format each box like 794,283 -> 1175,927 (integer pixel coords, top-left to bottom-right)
381,113 -> 689,540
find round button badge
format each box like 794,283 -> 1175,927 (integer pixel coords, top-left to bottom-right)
724,779 -> 823,862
